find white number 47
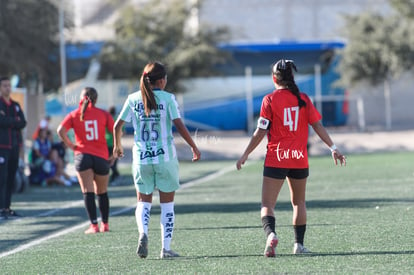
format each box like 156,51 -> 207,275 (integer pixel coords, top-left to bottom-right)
284,106 -> 299,131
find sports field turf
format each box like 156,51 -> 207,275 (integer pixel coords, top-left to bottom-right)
0,152 -> 413,274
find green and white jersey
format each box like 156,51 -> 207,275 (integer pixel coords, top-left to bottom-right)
118,89 -> 181,164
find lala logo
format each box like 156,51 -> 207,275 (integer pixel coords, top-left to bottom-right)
140,148 -> 165,160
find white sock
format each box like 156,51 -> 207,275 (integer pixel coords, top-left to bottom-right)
160,202 -> 175,250
136,202 -> 151,235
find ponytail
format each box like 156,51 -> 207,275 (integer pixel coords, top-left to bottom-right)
286,82 -> 306,108
140,62 -> 167,116
140,72 -> 158,117
79,87 -> 98,121
272,59 -> 306,108
80,96 -> 89,121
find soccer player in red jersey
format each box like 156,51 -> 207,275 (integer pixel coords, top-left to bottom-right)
237,59 -> 346,257
57,87 -> 115,234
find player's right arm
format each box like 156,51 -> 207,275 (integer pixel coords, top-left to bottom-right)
113,118 -> 125,158
57,114 -> 77,151
236,127 -> 267,170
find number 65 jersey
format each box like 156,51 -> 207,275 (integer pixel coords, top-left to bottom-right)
259,89 -> 322,169
118,89 -> 181,165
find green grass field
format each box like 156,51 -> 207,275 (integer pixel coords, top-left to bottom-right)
0,152 -> 413,274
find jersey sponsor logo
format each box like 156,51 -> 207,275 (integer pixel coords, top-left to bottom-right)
274,142 -> 304,162
143,207 -> 150,225
134,102 -> 165,114
140,148 -> 165,160
164,212 -> 174,238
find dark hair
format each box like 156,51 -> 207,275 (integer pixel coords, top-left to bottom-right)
80,87 -> 98,121
108,106 -> 116,116
272,59 -> 306,108
0,76 -> 10,85
140,61 -> 166,116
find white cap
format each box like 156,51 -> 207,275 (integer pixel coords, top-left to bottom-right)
39,119 -> 48,129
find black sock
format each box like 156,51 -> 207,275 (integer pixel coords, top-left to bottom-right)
261,216 -> 276,237
97,192 -> 109,223
294,224 -> 306,245
83,192 -> 97,224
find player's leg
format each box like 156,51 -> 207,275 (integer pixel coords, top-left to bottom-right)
133,164 -> 155,258
136,191 -> 152,258
0,149 -> 10,219
5,146 -> 20,216
159,191 -> 179,258
75,153 -> 99,234
261,175 -> 284,257
155,160 -> 180,258
287,172 -> 311,254
93,156 -> 111,232
78,169 -> 99,233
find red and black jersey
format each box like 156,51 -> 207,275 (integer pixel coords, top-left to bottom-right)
260,89 -> 321,168
0,97 -> 26,149
61,105 -> 114,159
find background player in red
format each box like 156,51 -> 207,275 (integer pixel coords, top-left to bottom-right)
57,87 -> 115,234
236,59 -> 346,257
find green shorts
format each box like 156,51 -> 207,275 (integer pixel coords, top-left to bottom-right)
132,159 -> 180,194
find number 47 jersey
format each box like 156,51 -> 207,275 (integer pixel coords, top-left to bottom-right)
118,89 -> 181,165
259,89 -> 322,169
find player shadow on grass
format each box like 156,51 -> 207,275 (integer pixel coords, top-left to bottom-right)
148,198 -> 413,215
280,250 -> 414,257
156,249 -> 414,261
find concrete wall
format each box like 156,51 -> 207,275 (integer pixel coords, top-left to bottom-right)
347,74 -> 414,130
198,0 -> 391,41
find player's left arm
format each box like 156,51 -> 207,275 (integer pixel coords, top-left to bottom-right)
173,118 -> 201,162
311,121 -> 346,166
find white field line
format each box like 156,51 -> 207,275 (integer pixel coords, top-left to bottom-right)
0,164 -> 237,259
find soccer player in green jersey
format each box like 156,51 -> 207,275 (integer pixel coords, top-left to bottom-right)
113,61 -> 201,259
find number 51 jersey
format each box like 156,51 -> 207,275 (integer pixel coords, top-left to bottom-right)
61,105 -> 114,160
260,89 -> 322,169
118,89 -> 181,164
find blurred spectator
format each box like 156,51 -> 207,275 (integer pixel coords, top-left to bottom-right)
32,115 -> 51,140
29,128 -> 76,186
48,130 -> 78,185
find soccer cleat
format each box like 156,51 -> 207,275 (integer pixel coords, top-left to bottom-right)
84,224 -> 100,234
264,232 -> 279,257
0,210 -> 7,220
293,243 -> 311,254
160,248 -> 180,259
6,209 -> 22,218
100,222 -> 109,232
137,233 -> 148,258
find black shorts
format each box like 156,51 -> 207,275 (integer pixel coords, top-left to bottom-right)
74,153 -> 110,175
263,166 -> 309,180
